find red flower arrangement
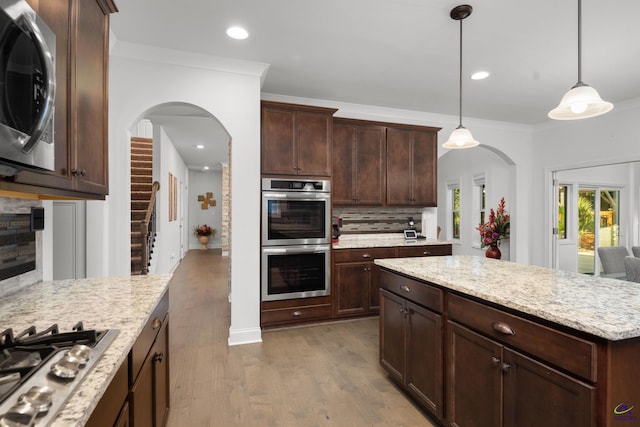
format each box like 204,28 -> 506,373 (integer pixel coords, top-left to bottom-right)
194,224 -> 215,236
477,197 -> 510,248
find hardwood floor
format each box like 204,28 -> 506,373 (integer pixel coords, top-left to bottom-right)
166,250 -> 435,426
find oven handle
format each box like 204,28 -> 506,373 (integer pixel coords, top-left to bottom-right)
262,192 -> 330,200
262,246 -> 329,254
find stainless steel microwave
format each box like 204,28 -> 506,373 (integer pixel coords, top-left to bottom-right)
0,0 -> 55,176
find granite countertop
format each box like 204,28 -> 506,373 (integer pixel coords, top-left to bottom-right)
0,274 -> 172,427
374,255 -> 640,341
333,233 -> 451,250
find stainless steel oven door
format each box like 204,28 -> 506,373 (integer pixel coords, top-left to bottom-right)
262,190 -> 331,246
261,245 -> 330,301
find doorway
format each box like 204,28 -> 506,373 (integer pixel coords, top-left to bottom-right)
553,163 -> 629,275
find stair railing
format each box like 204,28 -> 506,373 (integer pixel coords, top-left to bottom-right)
140,181 -> 160,275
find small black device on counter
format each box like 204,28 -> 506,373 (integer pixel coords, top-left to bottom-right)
404,229 -> 417,240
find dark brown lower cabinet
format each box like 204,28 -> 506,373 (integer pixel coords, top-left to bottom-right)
447,321 -> 595,427
380,289 -> 443,418
130,317 -> 170,427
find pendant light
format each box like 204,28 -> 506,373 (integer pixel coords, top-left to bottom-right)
548,0 -> 612,120
443,5 -> 479,149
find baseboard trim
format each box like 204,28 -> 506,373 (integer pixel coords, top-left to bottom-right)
228,327 -> 262,346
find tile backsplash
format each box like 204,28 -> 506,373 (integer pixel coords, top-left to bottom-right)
333,207 -> 424,234
0,198 -> 42,298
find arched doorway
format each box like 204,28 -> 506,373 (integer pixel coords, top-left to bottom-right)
128,102 -> 231,274
438,145 -> 516,259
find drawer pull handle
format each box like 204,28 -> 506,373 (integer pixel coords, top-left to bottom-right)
154,352 -> 164,363
491,357 -> 500,365
151,317 -> 162,330
492,322 -> 515,336
292,311 -> 302,317
400,285 -> 411,293
362,254 -> 371,259
502,362 -> 511,373
423,251 -> 430,255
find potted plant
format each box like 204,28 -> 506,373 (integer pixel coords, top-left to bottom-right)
194,224 -> 216,250
476,197 -> 510,259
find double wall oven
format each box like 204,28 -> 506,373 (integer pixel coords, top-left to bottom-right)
261,178 -> 331,301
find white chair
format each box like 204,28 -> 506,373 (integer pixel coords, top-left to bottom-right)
597,246 -> 630,275
632,246 -> 640,258
624,256 -> 640,283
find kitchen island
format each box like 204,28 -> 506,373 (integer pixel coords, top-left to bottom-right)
375,255 -> 640,427
0,274 -> 172,427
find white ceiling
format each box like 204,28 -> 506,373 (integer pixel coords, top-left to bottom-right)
110,0 -> 640,167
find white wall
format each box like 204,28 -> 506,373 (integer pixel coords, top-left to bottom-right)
103,42 -> 266,345
438,146 -> 513,260
154,127 -> 188,273
188,170 -> 222,250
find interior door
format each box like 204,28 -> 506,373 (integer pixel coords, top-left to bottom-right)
52,201 -> 86,279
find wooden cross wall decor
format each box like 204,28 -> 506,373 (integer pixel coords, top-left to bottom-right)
197,192 -> 217,210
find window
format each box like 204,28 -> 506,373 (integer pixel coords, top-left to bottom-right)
451,186 -> 461,240
557,185 -> 567,240
473,174 -> 486,246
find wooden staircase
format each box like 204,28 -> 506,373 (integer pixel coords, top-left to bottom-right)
131,137 -> 154,274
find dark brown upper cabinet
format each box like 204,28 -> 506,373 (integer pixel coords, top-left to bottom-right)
332,119 -> 386,205
386,126 -> 438,206
14,0 -> 117,199
261,101 -> 337,177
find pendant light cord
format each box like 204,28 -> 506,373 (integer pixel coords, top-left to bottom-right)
577,0 -> 582,83
458,18 -> 463,127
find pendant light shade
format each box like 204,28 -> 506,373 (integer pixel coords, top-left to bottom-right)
443,125 -> 479,149
548,0 -> 613,120
444,4 -> 479,150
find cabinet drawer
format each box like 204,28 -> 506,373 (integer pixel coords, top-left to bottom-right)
379,269 -> 443,313
448,293 -> 597,382
396,244 -> 452,258
130,291 -> 169,382
261,303 -> 332,325
334,247 -> 396,263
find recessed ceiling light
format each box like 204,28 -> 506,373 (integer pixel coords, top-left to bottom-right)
203,166 -> 210,171
226,26 -> 249,40
471,71 -> 490,80
196,145 -> 204,149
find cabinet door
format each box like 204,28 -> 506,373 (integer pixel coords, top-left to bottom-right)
386,127 -> 437,206
447,321 -> 502,427
386,128 -> 413,205
72,0 -> 109,194
130,351 -> 153,427
410,130 -> 437,206
153,318 -> 170,427
406,301 -> 443,418
296,111 -> 332,176
115,402 -> 130,427
332,122 -> 385,205
379,289 -> 405,384
503,349 -> 595,427
332,124 -> 356,204
334,262 -> 369,317
261,107 -> 296,175
353,126 -> 385,205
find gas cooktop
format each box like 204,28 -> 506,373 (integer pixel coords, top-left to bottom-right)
0,323 -> 118,426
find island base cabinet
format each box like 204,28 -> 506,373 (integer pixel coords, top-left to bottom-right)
130,318 -> 170,427
447,322 -> 595,427
380,289 -> 443,419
